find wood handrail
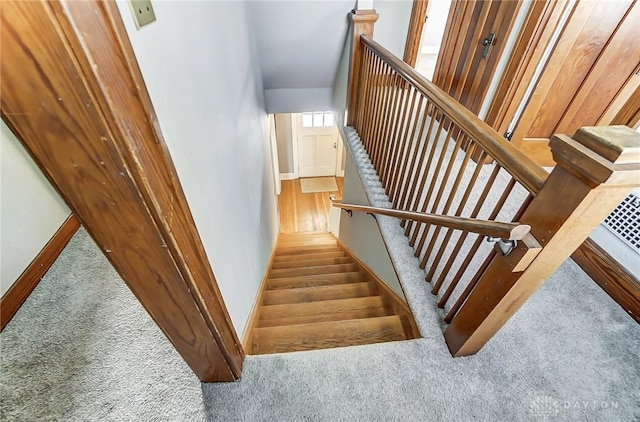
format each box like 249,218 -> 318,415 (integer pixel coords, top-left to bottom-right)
359,35 -> 549,196
332,202 -> 531,241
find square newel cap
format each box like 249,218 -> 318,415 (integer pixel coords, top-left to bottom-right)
573,126 -> 640,164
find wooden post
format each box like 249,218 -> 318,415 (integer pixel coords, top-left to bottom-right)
403,0 -> 429,67
347,10 -> 379,127
445,126 -> 640,356
1,0 -> 243,381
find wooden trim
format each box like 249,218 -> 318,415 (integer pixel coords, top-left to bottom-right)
1,1 -> 242,381
572,238 -> 640,324
337,239 -> 420,339
598,68 -> 640,128
241,246 -> 277,353
403,0 -> 428,67
519,139 -> 555,167
332,202 -> 531,240
484,0 -> 558,132
360,35 -> 549,196
1,214 -> 80,331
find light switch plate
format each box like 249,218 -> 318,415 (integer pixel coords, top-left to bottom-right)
129,0 -> 156,29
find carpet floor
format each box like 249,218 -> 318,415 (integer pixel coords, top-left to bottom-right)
2,138 -> 639,422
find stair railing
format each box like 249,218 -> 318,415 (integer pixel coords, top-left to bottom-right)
331,201 -> 535,257
346,10 -> 640,357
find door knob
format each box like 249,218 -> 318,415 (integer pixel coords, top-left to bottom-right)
482,33 -> 496,59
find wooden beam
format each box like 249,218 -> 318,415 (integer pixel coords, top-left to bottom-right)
347,10 -> 379,126
1,215 -> 80,331
572,238 -> 640,324
0,0 -> 243,382
403,0 -> 429,67
445,126 -> 640,356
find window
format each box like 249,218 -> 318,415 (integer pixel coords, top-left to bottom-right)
302,111 -> 334,128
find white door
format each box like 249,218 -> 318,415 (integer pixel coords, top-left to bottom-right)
296,112 -> 338,178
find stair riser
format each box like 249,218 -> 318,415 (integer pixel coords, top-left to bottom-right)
262,282 -> 378,305
275,246 -> 343,256
269,263 -> 360,279
252,316 -> 407,354
273,251 -> 346,263
271,257 -> 352,270
267,272 -> 367,289
259,296 -> 388,321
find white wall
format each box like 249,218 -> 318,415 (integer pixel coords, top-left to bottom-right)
265,88 -> 335,114
1,121 -> 71,296
421,0 -> 450,51
373,1 -> 413,59
115,0 -> 279,338
248,1 -> 354,113
339,151 -> 406,299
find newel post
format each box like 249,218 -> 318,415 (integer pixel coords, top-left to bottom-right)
347,9 -> 378,127
445,126 -> 640,356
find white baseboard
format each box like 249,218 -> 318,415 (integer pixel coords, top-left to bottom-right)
279,173 -> 297,181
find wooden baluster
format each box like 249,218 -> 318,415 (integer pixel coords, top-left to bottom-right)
397,102 -> 436,210
445,126 -> 640,356
410,127 -> 460,249
425,147 -> 488,279
375,73 -> 401,174
417,139 -> 476,266
438,176 -> 516,306
382,80 -> 412,186
371,64 -> 393,166
362,52 -> 380,149
347,10 -> 378,127
432,163 -> 501,296
387,86 -> 417,197
363,56 -> 383,150
355,48 -> 372,133
390,93 -> 423,202
444,249 -> 498,324
404,110 -> 451,236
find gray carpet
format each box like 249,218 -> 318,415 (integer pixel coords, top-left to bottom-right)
2,196 -> 639,419
0,229 -> 207,421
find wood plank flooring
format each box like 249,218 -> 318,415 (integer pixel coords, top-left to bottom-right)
279,178 -> 344,233
250,232 -> 417,355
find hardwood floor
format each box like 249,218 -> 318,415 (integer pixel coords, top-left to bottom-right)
250,232 -> 418,354
279,178 -> 344,233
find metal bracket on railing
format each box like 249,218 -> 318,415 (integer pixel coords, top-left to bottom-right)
367,212 -> 377,221
486,236 -> 517,256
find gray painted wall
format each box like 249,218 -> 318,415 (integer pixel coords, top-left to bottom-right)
374,1 -> 413,59
1,121 -> 71,296
116,0 -> 280,338
248,1 -> 354,113
339,150 -> 406,299
275,114 -> 294,174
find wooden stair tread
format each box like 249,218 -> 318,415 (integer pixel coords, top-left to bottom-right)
263,282 -> 378,305
247,232 -> 420,355
259,296 -> 390,327
273,251 -> 346,263
271,256 -> 352,269
267,271 -> 367,289
252,316 -> 407,354
275,245 -> 344,256
269,263 -> 359,279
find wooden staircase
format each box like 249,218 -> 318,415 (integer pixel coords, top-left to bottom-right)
250,232 -> 419,354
